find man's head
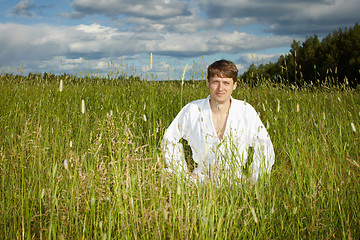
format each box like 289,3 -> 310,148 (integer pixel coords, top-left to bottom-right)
207,59 -> 238,84
206,60 -> 238,105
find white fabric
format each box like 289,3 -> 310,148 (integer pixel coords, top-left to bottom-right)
162,95 -> 275,183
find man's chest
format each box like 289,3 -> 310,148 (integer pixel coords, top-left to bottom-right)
186,111 -> 246,144
211,112 -> 228,140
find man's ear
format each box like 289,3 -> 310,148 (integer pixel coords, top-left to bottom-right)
206,79 -> 210,87
233,81 -> 237,90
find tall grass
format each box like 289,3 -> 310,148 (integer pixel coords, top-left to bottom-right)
0,72 -> 359,239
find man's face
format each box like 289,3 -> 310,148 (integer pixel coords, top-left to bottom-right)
206,77 -> 237,104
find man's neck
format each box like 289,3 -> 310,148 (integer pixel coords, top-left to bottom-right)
209,98 -> 231,114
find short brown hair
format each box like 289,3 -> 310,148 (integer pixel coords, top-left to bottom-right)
207,59 -> 238,83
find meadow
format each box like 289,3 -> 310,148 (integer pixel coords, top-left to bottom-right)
0,71 -> 359,239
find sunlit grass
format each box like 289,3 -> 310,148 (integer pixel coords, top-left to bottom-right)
0,71 -> 359,239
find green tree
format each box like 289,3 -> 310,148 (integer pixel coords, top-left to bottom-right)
241,22 -> 360,88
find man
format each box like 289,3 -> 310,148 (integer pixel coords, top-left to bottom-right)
162,60 -> 275,184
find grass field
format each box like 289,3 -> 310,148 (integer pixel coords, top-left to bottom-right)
0,72 -> 359,239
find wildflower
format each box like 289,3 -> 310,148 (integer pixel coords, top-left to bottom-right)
276,98 -> 280,112
81,99 -> 85,114
59,79 -> 63,92
296,103 -> 299,112
143,114 -> 147,122
69,140 -> 73,148
262,102 -> 266,112
351,122 -> 356,133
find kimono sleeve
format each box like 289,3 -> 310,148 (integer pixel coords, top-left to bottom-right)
161,104 -> 191,175
247,106 -> 275,182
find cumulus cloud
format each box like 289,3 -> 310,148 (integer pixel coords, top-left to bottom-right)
241,53 -> 284,65
0,22 -> 294,75
3,0 -> 358,77
201,0 -> 360,35
10,0 -> 54,18
12,0 -> 35,18
124,10 -> 236,35
0,22 -> 292,61
64,0 -> 192,20
61,11 -> 87,19
207,31 -> 293,52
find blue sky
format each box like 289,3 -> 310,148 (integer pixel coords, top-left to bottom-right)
0,0 -> 359,80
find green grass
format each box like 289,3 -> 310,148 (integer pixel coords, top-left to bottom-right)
0,73 -> 359,239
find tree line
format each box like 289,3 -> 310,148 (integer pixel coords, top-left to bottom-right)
241,22 -> 360,88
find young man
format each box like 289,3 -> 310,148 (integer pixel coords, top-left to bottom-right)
162,60 -> 275,183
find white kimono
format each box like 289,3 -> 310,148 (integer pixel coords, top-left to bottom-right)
162,96 -> 275,183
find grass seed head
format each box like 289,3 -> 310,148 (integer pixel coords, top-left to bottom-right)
177,184 -> 181,195
150,53 -> 153,71
250,207 -> 258,224
81,99 -> 85,114
351,122 -> 356,133
59,79 -> 63,92
64,159 -> 69,170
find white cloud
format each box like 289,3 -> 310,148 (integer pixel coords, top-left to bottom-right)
61,11 -> 86,19
201,0 -> 360,35
0,22 -> 293,60
242,53 -> 283,65
0,21 -> 294,77
66,0 -> 191,19
207,31 -> 293,53
12,0 -> 35,18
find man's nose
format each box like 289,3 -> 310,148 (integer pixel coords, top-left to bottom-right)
218,82 -> 224,90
